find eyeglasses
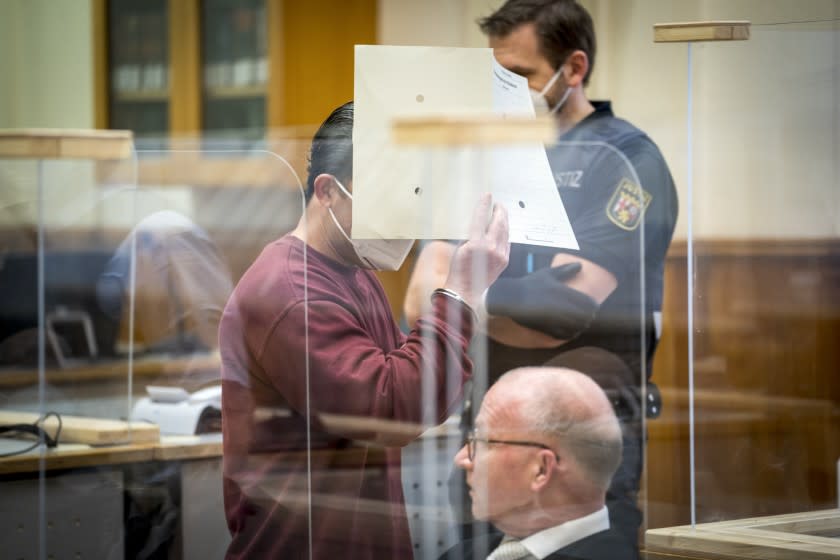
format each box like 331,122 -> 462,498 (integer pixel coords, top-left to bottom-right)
466,429 -> 559,461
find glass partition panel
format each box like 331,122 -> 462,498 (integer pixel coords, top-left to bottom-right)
0,124 -> 670,559
284,109 -> 658,559
0,141 -> 138,421
690,18 -> 840,527
644,16 -> 840,560
131,139 -> 308,559
0,132 -> 138,559
0,133 -> 314,558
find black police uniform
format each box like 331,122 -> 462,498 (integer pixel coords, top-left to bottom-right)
470,101 -> 679,549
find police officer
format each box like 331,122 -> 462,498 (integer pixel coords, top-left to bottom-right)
404,0 -> 678,553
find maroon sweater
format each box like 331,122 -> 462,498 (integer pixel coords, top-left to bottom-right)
220,235 -> 473,559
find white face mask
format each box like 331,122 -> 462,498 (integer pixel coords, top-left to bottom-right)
327,178 -> 414,271
529,65 -> 572,116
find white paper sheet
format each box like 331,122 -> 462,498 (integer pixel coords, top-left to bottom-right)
352,45 -> 577,249
489,61 -> 578,249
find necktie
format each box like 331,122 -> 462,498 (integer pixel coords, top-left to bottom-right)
486,536 -> 532,560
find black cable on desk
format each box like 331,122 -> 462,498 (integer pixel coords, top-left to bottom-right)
0,411 -> 63,457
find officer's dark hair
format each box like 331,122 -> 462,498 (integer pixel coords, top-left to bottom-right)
478,0 -> 596,86
305,101 -> 354,203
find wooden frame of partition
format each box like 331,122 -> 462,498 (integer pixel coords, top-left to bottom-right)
646,509 -> 840,559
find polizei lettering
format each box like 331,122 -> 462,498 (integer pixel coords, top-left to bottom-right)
555,170 -> 583,188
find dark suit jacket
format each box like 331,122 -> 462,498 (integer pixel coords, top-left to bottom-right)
439,526 -> 639,560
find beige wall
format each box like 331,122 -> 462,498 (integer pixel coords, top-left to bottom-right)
380,0 -> 840,240
2,0 -> 837,238
582,0 -> 839,239
0,1 -> 17,128
378,0 -> 502,47
0,0 -> 95,129
0,1 -> 195,231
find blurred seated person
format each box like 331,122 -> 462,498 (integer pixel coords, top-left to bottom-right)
97,210 -> 232,385
441,366 -> 634,560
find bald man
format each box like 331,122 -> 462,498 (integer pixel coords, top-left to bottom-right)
441,367 -> 636,560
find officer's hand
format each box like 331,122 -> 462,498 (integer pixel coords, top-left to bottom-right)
444,194 -> 510,310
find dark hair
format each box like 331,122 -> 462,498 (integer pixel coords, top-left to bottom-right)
478,0 -> 596,86
305,101 -> 354,203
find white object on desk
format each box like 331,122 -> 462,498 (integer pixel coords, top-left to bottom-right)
131,385 -> 221,435
146,385 -> 191,403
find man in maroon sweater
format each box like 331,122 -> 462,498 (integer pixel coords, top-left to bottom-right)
219,102 -> 510,559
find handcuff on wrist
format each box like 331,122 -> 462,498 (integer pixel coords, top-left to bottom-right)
430,288 -> 478,322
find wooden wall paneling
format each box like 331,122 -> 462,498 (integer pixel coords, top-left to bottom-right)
279,0 -> 377,126
645,251 -> 691,530
92,0 -> 109,130
169,0 -> 201,136
266,0 -> 285,127
645,240 -> 840,532
696,247 -> 838,516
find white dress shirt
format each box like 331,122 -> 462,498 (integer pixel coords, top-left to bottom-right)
518,505 -> 610,559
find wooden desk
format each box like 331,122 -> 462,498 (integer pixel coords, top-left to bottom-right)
0,434 -> 223,476
0,351 -> 221,389
0,439 -> 156,476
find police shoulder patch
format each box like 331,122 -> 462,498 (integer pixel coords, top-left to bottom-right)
606,178 -> 652,231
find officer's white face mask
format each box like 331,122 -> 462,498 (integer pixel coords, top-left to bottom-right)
530,65 -> 572,116
327,178 -> 414,271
